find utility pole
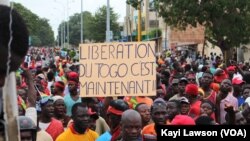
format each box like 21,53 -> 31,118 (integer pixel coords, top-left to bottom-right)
81,0 -> 83,43
67,0 -> 69,48
63,21 -> 66,48
61,24 -> 63,47
137,0 -> 141,41
106,0 -> 110,42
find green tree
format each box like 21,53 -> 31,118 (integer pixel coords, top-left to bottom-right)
37,18 -> 55,46
126,0 -> 142,9
89,6 -> 120,42
157,0 -> 250,63
58,6 -> 120,44
30,35 -> 41,46
148,28 -> 162,38
58,11 -> 94,46
13,2 -> 55,46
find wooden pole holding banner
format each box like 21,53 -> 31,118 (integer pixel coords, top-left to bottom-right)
0,1 -> 20,141
3,73 -> 20,141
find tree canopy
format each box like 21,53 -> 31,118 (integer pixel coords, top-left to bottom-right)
157,0 -> 250,51
58,11 -> 93,46
13,2 -> 55,46
58,5 -> 120,46
89,6 -> 120,42
126,0 -> 143,9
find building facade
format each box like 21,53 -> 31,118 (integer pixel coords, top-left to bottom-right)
124,0 -> 205,54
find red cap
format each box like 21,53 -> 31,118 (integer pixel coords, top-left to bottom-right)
227,66 -> 236,71
67,71 -> 78,79
171,115 -> 195,125
232,77 -> 245,85
214,70 -> 228,83
107,106 -> 123,115
54,81 -> 65,90
185,84 -> 198,96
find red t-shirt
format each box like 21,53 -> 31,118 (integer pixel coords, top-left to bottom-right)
189,100 -> 201,118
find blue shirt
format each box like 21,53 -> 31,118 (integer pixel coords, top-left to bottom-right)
96,131 -> 112,141
237,96 -> 245,107
64,94 -> 81,116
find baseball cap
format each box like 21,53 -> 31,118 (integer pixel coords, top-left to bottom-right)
180,97 -> 190,104
172,78 -> 179,85
185,84 -> 199,96
179,77 -> 188,83
232,77 -> 245,85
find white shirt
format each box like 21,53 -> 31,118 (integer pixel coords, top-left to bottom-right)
39,122 -> 51,131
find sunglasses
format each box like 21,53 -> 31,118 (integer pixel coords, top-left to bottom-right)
188,79 -> 196,81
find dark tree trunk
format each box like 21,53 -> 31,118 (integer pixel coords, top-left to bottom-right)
222,48 -> 233,66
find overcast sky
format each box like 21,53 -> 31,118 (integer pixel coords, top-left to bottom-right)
10,0 -> 127,38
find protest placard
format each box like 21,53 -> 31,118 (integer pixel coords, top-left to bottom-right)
79,41 -> 156,97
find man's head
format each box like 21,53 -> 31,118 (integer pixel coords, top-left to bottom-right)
68,80 -> 78,94
107,99 -> 129,130
160,69 -> 170,85
195,116 -> 216,125
0,5 -> 29,86
52,96 -> 66,117
171,78 -> 179,94
121,109 -> 142,141
151,101 -> 167,125
166,100 -> 181,121
71,103 -> 89,134
220,79 -> 232,94
227,66 -> 236,77
200,100 -> 215,117
53,81 -> 65,95
232,77 -> 245,96
180,97 -> 190,115
135,103 -> 151,125
185,84 -> 199,103
67,71 -> 79,83
40,97 -> 54,118
18,116 -> 37,141
201,72 -> 213,88
178,77 -> 188,94
242,85 -> 250,100
186,71 -> 196,84
82,97 -> 99,113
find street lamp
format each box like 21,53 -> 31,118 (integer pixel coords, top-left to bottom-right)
67,0 -> 69,48
54,0 -> 66,48
106,0 -> 110,42
54,0 -> 73,48
53,6 -> 65,48
81,0 -> 83,43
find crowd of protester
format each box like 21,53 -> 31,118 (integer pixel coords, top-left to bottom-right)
13,46 -> 250,141
1,4 -> 250,141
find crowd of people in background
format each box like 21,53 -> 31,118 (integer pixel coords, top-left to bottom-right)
1,4 -> 250,141
14,44 -> 250,141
